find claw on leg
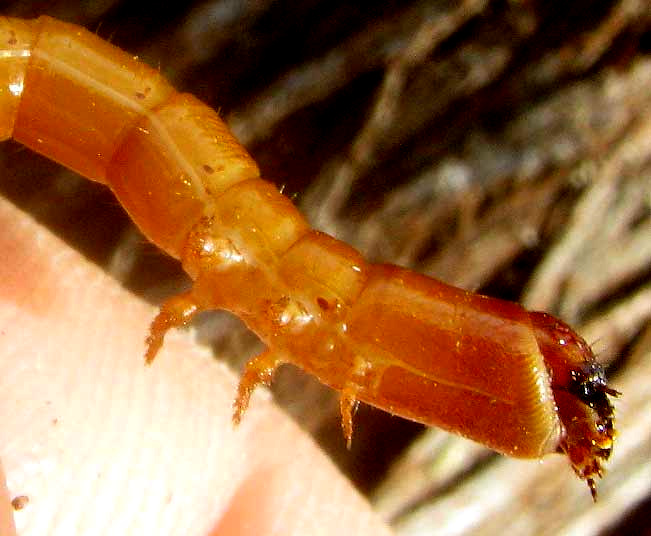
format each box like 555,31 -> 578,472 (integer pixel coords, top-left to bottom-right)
145,291 -> 200,365
233,349 -> 282,425
340,386 -> 360,450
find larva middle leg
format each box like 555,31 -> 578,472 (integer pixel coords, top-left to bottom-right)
232,350 -> 285,425
145,291 -> 200,365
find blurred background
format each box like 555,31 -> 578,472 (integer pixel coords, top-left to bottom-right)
1,1 -> 650,534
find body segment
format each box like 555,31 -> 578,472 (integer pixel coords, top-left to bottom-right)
0,15 -> 617,496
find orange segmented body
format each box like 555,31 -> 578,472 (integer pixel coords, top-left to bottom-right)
0,15 -> 618,498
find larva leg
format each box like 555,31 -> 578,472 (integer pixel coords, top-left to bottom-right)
232,349 -> 284,425
145,291 -> 200,364
339,386 -> 360,450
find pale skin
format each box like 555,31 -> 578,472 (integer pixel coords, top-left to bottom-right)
0,197 -> 394,535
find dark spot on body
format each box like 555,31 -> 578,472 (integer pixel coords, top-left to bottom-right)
134,87 -> 151,100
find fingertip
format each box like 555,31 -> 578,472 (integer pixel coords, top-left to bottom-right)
0,196 -> 393,535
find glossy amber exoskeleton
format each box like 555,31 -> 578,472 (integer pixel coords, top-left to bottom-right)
0,15 -> 618,498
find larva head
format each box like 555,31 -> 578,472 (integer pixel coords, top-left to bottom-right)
530,311 -> 619,500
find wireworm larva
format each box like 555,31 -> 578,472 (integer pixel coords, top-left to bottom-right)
0,15 -> 618,499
